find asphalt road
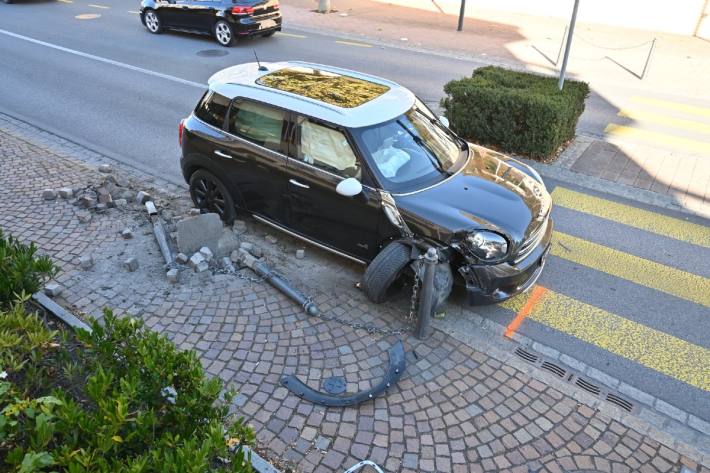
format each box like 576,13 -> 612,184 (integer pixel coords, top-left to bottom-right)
1,0 -> 709,422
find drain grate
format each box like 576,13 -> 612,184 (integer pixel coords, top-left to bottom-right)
511,345 -> 636,413
322,376 -> 347,395
196,49 -> 229,57
541,361 -> 566,378
515,347 -> 540,363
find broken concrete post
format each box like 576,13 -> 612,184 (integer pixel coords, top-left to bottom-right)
124,257 -> 139,272
44,282 -> 63,297
176,212 -> 222,256
42,189 -> 57,200
145,201 -> 173,265
135,191 -> 151,205
57,187 -> 74,199
166,268 -> 179,283
79,255 -> 94,270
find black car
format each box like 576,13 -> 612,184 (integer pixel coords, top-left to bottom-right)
139,0 -> 281,46
180,62 -> 553,306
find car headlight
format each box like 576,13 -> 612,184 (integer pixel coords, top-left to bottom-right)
465,231 -> 509,262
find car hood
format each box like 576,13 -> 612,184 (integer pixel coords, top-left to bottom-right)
393,145 -> 551,245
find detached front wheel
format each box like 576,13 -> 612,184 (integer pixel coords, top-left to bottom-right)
362,241 -> 412,304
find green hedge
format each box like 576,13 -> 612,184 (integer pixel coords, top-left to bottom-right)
0,229 -> 57,307
442,66 -> 589,160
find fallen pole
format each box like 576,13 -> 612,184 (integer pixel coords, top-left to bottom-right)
145,201 -> 173,265
239,248 -> 319,316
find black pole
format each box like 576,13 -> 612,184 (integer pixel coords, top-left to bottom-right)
457,0 -> 466,31
416,248 -> 438,340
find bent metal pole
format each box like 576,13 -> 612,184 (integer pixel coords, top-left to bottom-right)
558,0 -> 580,90
416,248 -> 439,340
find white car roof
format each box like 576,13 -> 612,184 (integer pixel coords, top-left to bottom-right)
208,61 -> 416,129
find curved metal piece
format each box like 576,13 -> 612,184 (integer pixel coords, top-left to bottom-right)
343,460 -> 385,473
280,341 -> 406,407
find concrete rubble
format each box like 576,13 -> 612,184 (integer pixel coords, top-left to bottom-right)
57,187 -> 74,199
175,252 -> 188,265
98,164 -> 112,173
79,255 -> 94,270
124,257 -> 139,272
166,268 -> 179,283
135,191 -> 151,205
44,282 -> 63,297
176,212 -> 222,256
189,252 -> 209,273
42,189 -> 57,200
121,228 -> 133,239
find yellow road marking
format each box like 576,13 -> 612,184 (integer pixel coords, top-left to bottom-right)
335,40 -> 372,48
552,232 -> 710,307
618,109 -> 710,135
630,96 -> 710,119
275,32 -> 307,39
551,187 -> 710,248
605,123 -> 710,155
88,4 -> 110,9
502,287 -> 710,391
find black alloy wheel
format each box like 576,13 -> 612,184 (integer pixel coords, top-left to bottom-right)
189,169 -> 236,224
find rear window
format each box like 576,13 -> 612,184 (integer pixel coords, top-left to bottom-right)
194,91 -> 230,128
228,100 -> 286,152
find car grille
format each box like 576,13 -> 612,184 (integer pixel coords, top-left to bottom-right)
514,217 -> 549,263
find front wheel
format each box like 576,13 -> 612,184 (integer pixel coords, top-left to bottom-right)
362,241 -> 412,304
143,10 -> 163,34
189,169 -> 236,225
214,20 -> 234,47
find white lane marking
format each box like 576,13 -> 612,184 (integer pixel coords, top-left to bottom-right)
0,29 -> 205,89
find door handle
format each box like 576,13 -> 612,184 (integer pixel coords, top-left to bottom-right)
289,179 -> 310,189
214,150 -> 232,159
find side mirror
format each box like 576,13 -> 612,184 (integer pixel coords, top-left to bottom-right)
336,178 -> 363,197
439,116 -> 450,128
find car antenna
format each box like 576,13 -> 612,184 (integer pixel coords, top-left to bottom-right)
254,50 -> 268,71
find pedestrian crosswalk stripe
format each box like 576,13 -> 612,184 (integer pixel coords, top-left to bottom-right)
618,109 -> 710,135
551,187 -> 710,248
630,96 -> 710,119
604,124 -> 710,155
552,232 -> 710,307
502,287 -> 710,391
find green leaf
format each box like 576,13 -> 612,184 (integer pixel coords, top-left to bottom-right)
18,451 -> 54,473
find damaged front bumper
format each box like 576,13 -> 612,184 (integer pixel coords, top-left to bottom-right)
458,219 -> 553,305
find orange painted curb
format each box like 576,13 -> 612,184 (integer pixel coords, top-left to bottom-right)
504,286 -> 548,338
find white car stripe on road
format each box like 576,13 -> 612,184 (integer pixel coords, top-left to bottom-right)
0,29 -> 205,90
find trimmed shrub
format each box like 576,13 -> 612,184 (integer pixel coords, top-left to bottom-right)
0,229 -> 57,307
442,66 -> 589,160
0,304 -> 255,472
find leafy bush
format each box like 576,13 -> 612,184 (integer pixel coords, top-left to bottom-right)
442,66 -> 590,160
0,229 -> 57,307
0,304 -> 255,472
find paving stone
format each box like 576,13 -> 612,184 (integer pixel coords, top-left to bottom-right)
120,228 -> 133,239
296,249 -> 305,259
189,208 -> 201,216
199,246 -> 214,262
124,257 -> 139,272
42,189 -> 57,200
57,187 -> 74,199
166,268 -> 179,284
78,196 -> 96,208
44,282 -> 62,297
135,190 -> 151,204
315,435 -> 330,451
78,255 -> 94,270
114,198 -> 128,209
175,253 -> 189,265
76,211 -> 92,223
98,164 -> 112,173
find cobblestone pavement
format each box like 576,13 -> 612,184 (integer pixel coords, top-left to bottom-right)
1,127 -> 708,473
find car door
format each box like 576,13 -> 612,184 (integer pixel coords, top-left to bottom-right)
217,98 -> 289,222
151,0 -> 182,27
283,115 -> 386,261
179,0 -> 220,31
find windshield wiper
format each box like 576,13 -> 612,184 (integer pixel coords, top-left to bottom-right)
396,120 -> 449,175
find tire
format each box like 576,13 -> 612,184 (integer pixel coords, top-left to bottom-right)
362,241 -> 412,304
143,9 -> 162,34
214,20 -> 234,47
189,169 -> 236,225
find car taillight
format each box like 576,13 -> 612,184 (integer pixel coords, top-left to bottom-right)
178,119 -> 185,147
231,5 -> 254,15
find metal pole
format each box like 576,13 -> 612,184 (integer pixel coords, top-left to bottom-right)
640,38 -> 657,80
457,0 -> 466,32
416,248 -> 438,340
558,0 -> 580,90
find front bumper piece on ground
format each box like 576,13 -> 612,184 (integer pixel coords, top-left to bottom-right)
459,219 -> 553,305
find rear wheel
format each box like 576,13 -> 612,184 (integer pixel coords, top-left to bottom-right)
214,20 -> 234,47
362,241 -> 412,304
144,10 -> 162,34
189,169 -> 236,225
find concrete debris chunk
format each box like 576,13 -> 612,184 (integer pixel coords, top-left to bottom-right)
78,195 -> 96,208
239,242 -> 254,253
175,253 -> 189,265
98,164 -> 113,173
189,252 -> 206,269
135,191 -> 151,205
166,268 -> 179,283
222,256 -> 235,273
176,213 -> 222,256
57,187 -> 74,199
114,198 -> 128,209
230,250 -> 241,264
95,203 -> 108,212
42,189 -> 57,200
77,211 -> 92,223
296,249 -> 305,259
199,246 -> 214,262
44,282 -> 63,297
265,234 -> 278,244
98,193 -> 113,206
217,228 -> 240,256
79,255 -> 94,270
189,208 -> 202,216
124,257 -> 139,272
121,228 -> 133,239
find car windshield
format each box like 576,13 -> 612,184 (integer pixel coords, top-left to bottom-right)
353,100 -> 466,193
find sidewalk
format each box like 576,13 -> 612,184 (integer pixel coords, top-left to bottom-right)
282,0 -> 710,219
1,117 -> 709,472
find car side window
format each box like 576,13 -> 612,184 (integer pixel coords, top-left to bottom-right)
194,91 -> 230,128
228,100 -> 286,153
295,117 -> 361,179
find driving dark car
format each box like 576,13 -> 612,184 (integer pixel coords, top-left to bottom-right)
139,0 -> 281,46
179,62 -> 553,306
